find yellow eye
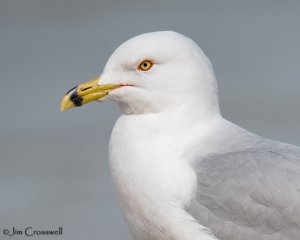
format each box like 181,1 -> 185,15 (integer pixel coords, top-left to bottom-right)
138,60 -> 153,71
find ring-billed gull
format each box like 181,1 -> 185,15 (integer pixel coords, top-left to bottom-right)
61,31 -> 300,240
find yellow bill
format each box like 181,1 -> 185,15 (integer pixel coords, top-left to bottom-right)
60,77 -> 121,112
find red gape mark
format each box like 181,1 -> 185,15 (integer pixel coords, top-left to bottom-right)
120,84 -> 134,87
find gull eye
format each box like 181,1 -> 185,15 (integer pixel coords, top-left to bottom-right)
137,60 -> 153,71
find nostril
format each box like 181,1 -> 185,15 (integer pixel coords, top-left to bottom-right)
80,86 -> 92,91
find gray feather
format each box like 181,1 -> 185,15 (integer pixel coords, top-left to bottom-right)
186,128 -> 300,240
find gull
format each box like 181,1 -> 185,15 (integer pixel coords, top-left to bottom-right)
61,31 -> 300,240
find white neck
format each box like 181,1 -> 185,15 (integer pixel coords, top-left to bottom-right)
108,106 -> 221,240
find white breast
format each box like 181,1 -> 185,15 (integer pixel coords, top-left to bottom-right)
108,113 -> 218,240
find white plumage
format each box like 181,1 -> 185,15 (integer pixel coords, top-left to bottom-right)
64,31 -> 300,240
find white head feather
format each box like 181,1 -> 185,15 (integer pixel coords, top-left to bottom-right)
100,31 -> 220,117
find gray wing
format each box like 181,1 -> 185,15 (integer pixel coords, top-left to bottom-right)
186,140 -> 300,240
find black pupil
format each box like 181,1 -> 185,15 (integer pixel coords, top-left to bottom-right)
143,63 -> 148,67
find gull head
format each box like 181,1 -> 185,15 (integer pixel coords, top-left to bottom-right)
61,31 -> 219,115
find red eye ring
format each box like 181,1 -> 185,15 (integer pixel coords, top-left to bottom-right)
137,59 -> 154,71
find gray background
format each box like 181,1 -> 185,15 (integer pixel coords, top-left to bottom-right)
0,0 -> 299,239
